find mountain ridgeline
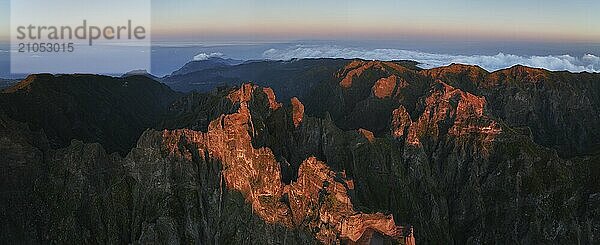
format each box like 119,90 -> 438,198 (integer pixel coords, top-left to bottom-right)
1,59 -> 599,244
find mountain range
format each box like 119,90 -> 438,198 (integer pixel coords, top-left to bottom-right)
1,58 -> 599,244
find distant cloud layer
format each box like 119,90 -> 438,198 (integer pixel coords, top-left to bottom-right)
262,45 -> 600,73
193,52 -> 224,61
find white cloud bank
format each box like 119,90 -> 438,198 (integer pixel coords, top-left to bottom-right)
262,45 -> 600,73
193,52 -> 224,61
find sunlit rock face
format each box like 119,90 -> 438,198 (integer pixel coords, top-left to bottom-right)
372,75 -> 398,99
291,97 -> 305,128
358,128 -> 375,142
307,60 -> 599,244
422,63 -> 600,157
391,105 -> 412,139
263,87 -> 283,110
413,80 -> 501,141
337,60 -> 411,89
159,85 -> 409,244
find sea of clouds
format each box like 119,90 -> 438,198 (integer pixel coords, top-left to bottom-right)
262,45 -> 600,73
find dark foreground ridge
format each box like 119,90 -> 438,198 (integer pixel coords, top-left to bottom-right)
1,59 -> 598,244
0,74 -> 180,155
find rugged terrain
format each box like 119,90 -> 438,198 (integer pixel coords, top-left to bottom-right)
1,59 -> 599,244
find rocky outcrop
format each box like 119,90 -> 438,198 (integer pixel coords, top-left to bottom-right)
413,80 -> 501,139
373,75 -> 398,99
391,105 -> 412,139
289,157 -> 404,243
358,128 -> 375,142
263,87 -> 283,110
291,97 -> 305,128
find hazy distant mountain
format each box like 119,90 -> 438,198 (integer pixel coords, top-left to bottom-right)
170,57 -> 243,76
121,69 -> 161,81
1,60 -> 599,244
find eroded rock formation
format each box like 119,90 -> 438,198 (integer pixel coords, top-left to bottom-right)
291,97 -> 305,128
160,86 -> 409,243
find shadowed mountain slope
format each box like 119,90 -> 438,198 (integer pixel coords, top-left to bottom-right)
0,74 -> 181,155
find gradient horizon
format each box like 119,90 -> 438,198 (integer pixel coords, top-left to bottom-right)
1,0 -> 599,44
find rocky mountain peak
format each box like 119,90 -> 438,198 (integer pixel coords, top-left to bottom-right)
337,60 -> 412,89
420,63 -> 489,88
486,65 -> 550,86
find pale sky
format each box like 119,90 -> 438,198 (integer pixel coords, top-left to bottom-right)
1,0 -> 599,43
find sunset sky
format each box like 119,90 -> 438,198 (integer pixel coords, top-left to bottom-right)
1,0 -> 599,43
